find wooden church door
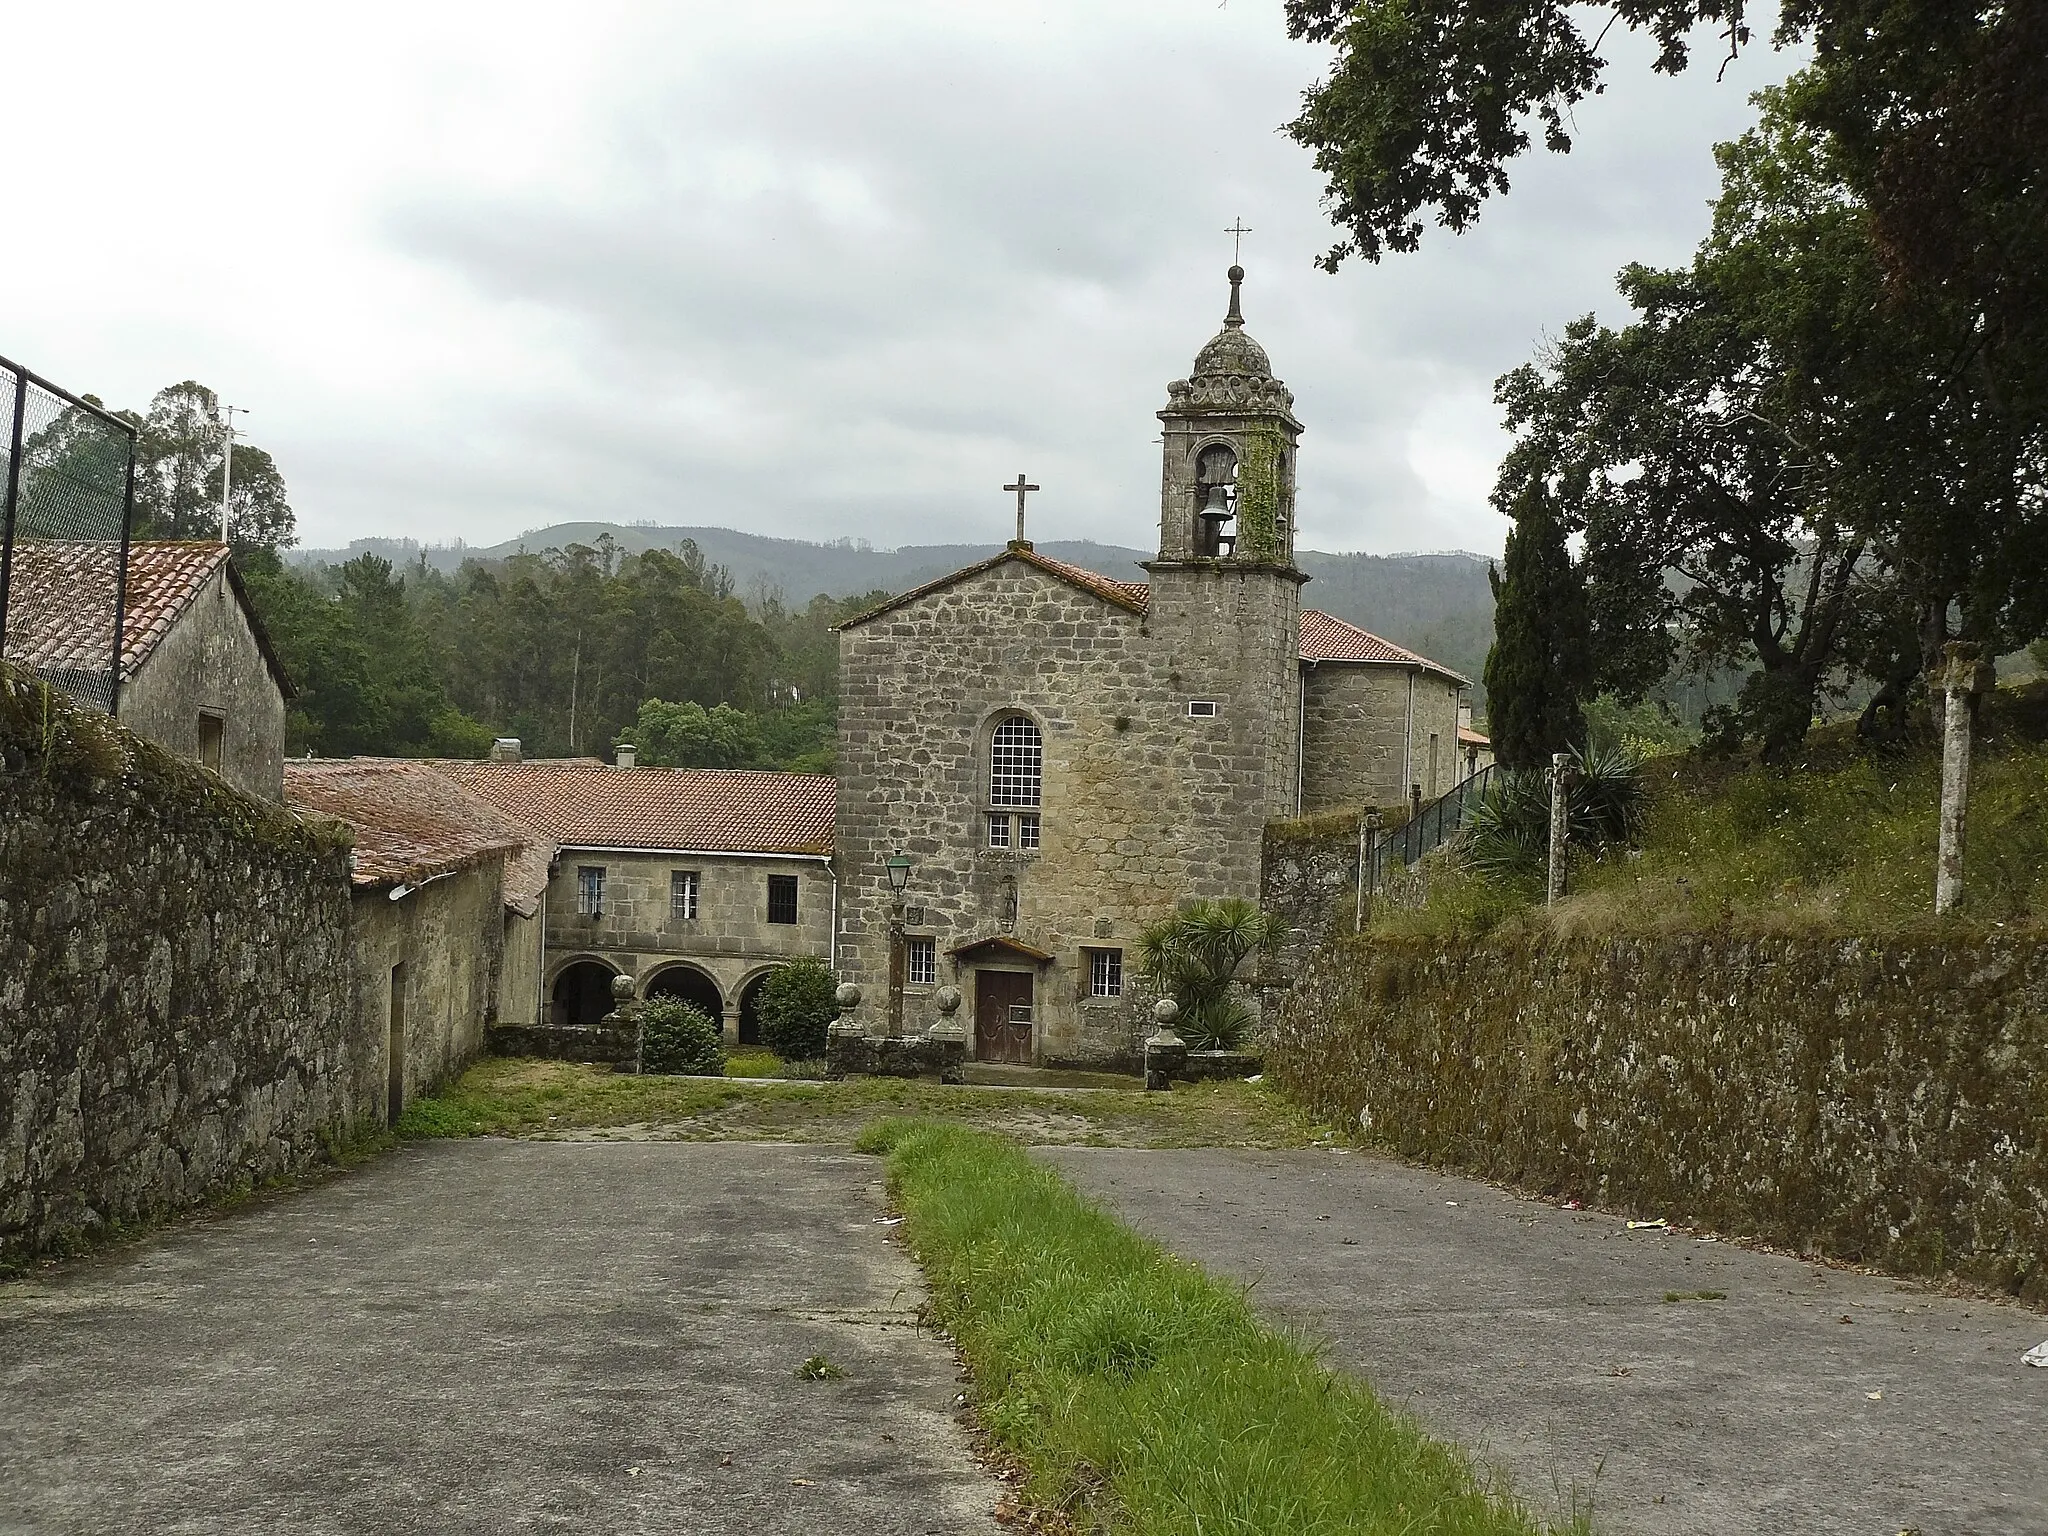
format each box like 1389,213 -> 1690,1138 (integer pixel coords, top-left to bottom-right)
974,970 -> 1034,1064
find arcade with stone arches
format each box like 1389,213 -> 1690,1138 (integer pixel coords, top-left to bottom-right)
546,952 -> 795,1048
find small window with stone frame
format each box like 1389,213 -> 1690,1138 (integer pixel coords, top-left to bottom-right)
1086,947 -> 1123,998
670,869 -> 699,921
906,935 -> 936,987
767,873 -> 799,925
986,811 -> 1011,848
576,865 -> 605,917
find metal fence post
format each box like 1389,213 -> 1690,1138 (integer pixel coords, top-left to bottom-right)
109,444 -> 137,717
0,364 -> 25,647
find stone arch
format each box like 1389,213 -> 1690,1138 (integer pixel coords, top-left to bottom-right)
549,955 -> 620,1028
735,964 -> 786,1048
642,962 -> 724,1024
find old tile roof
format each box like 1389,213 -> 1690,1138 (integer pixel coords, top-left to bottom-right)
1458,725 -> 1491,748
838,543 -> 1150,628
1299,609 -> 1470,684
284,758 -> 552,912
836,544 -> 1466,684
1,539 -> 293,695
434,759 -> 836,856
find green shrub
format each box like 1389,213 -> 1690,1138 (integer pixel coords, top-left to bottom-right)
758,957 -> 838,1061
639,998 -> 724,1076
1136,897 -> 1283,1051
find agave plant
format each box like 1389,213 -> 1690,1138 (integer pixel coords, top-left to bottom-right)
1135,898 -> 1284,1051
1465,744 -> 1647,879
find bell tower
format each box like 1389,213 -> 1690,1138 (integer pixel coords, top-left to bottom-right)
1142,265 -> 1309,833
1153,265 -> 1303,567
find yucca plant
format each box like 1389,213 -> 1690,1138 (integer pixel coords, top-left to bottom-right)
1465,744 -> 1647,879
1135,898 -> 1284,1051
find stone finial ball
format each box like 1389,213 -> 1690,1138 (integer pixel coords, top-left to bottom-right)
1152,997 -> 1181,1026
934,985 -> 962,1015
834,982 -> 863,1010
611,973 -> 637,1002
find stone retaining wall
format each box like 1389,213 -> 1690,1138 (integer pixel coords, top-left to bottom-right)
1272,929 -> 2048,1294
0,667 -> 367,1265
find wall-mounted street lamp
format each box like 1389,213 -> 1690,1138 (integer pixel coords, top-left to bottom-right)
886,849 -> 914,896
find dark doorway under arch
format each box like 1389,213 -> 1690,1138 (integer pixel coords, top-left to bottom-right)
644,964 -> 724,1027
551,961 -> 617,1027
737,969 -> 780,1048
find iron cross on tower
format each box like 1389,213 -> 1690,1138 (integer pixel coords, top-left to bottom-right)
1226,217 -> 1252,263
1005,473 -> 1039,544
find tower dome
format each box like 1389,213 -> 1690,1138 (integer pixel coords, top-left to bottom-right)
1167,265 -> 1295,415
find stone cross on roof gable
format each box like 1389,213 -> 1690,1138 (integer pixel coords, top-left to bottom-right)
1004,473 -> 1039,546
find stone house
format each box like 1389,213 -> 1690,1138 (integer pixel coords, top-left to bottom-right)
833,266 -> 1473,1069
437,752 -> 837,1044
3,539 -> 290,800
284,758 -> 552,1121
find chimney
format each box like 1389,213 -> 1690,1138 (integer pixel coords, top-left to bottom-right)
489,737 -> 521,763
1457,702 -> 1473,732
615,743 -> 637,770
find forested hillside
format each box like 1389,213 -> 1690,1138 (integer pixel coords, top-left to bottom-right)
298,524 -> 1501,693
245,538 -> 872,769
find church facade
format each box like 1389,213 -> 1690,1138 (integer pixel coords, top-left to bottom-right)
834,268 -> 1469,1068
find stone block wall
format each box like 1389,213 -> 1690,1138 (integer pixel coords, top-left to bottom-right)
0,666 -> 368,1265
1272,929 -> 2048,1293
1300,663 -> 1464,812
351,861 -> 506,1121
120,562 -> 287,803
543,850 -> 833,1031
837,555 -> 1298,1067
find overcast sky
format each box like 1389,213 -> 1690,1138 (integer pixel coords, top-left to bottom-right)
3,2 -> 1795,558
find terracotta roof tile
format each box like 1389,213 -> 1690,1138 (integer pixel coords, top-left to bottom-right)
434,759 -> 836,856
839,544 -> 1150,628
835,547 -> 1466,683
1458,725 -> 1490,747
1,539 -> 292,694
1299,609 -> 1470,683
285,758 -> 551,910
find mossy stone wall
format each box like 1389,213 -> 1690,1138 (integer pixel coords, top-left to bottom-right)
0,667 -> 365,1265
1272,930 -> 2048,1294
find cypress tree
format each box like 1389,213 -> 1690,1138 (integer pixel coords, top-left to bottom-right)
1483,487 -> 1591,770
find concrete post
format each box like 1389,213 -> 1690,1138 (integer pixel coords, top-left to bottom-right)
1935,642 -> 1990,916
1546,752 -> 1573,906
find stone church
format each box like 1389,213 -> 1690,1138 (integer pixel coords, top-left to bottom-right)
834,267 -> 1469,1068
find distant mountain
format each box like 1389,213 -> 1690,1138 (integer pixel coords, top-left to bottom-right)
294,523 -> 1497,698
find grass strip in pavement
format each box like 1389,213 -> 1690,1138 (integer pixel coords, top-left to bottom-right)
860,1117 -> 1581,1536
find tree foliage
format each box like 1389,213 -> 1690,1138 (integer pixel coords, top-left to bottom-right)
1481,485 -> 1590,770
121,381 -> 296,554
1492,92 -> 2047,758
757,957 -> 839,1062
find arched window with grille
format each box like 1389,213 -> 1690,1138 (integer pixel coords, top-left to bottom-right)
985,713 -> 1042,851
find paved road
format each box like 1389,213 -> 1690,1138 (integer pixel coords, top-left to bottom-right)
0,1141 -> 999,1535
1042,1145 -> 2048,1536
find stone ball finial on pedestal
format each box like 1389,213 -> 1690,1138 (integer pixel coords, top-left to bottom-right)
611,973 -> 637,1004
1144,997 -> 1186,1092
829,981 -> 865,1042
925,984 -> 966,1045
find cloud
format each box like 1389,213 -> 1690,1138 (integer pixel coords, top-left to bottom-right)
0,0 -> 1798,560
